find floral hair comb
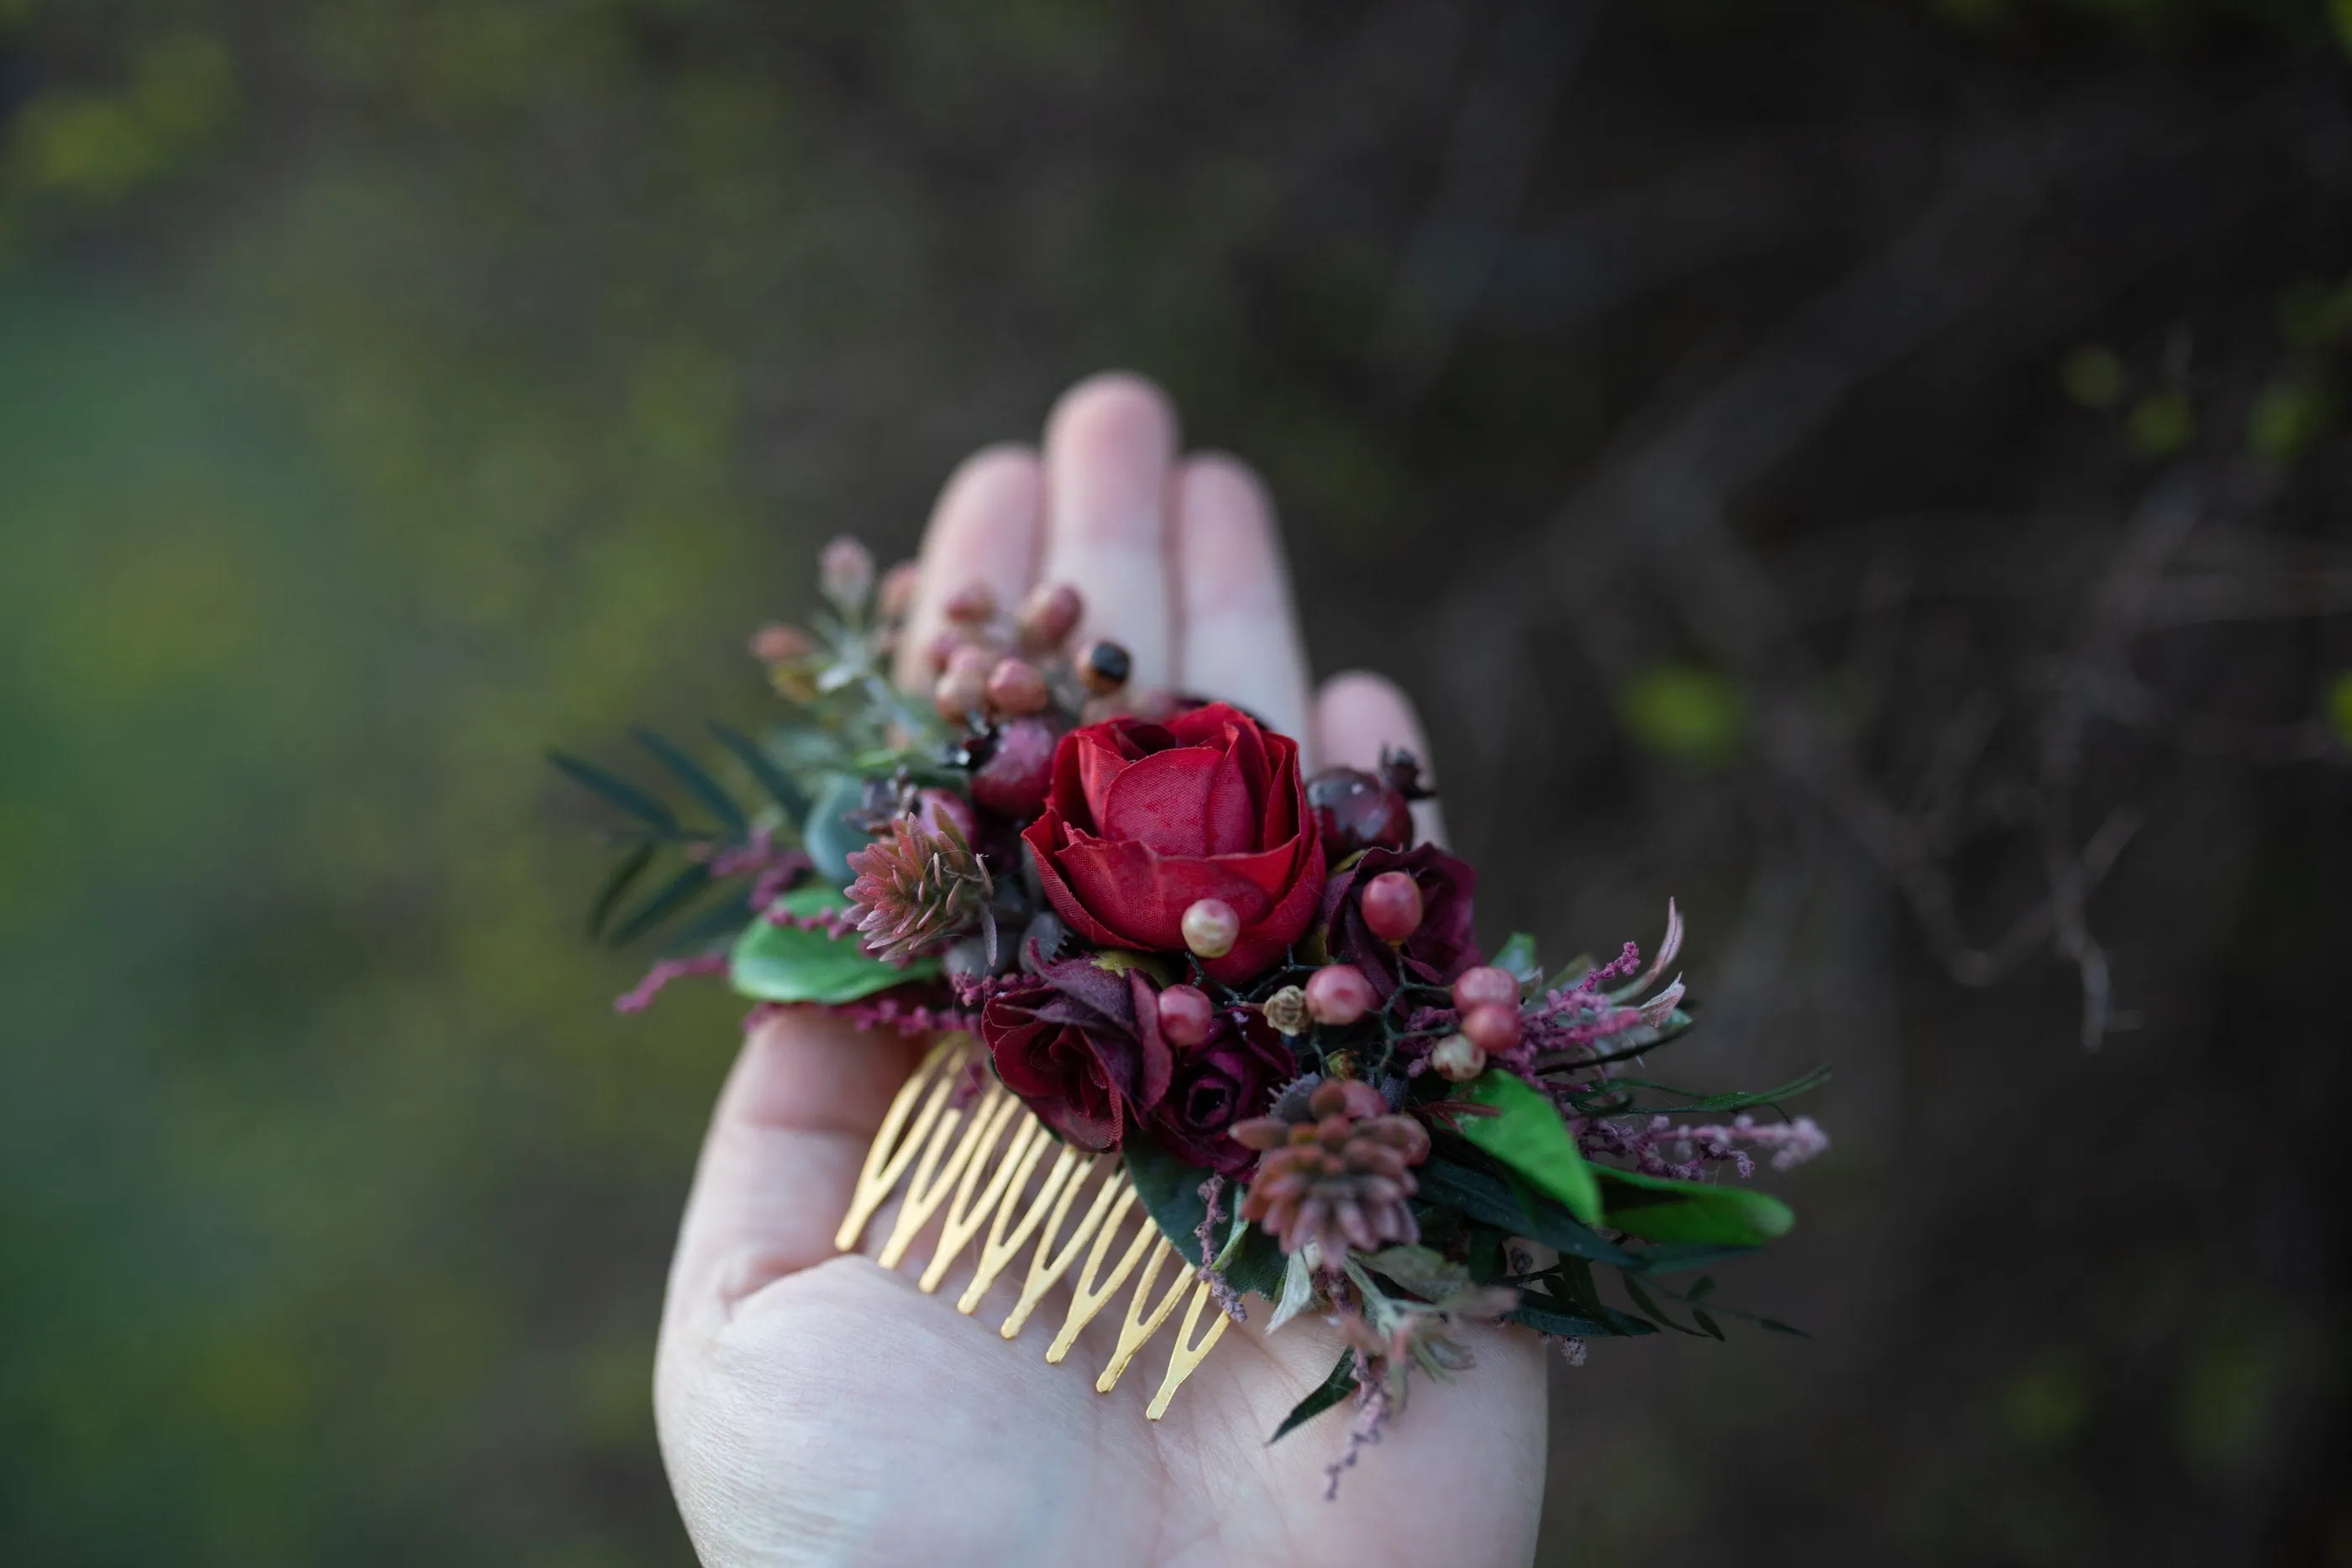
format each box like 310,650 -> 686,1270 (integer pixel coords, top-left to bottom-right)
558,537 -> 1827,1480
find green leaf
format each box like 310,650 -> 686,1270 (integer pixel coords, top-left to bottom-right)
1608,1065 -> 1831,1115
1267,1249 -> 1317,1333
1221,1224 -> 1289,1302
1504,1300 -> 1659,1340
727,885 -> 939,1004
1451,1071 -> 1603,1225
1268,1351 -> 1358,1445
1418,1154 -> 1639,1268
707,721 -> 811,821
1621,1272 -> 1701,1335
1628,1240 -> 1758,1274
1123,1136 -> 1228,1266
1491,932 -> 1541,989
586,842 -> 655,938
549,749 -> 680,834
633,727 -> 748,835
1594,1166 -> 1795,1245
608,862 -> 715,947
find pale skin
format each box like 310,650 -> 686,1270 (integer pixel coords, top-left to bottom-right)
653,373 -> 1549,1567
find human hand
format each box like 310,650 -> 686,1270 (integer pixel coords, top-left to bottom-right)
654,373 -> 1547,1567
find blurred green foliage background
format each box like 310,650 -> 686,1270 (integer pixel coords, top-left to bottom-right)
3,2 -> 2349,1564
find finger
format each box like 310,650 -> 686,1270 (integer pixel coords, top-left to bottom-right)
1312,670 -> 1447,847
1172,454 -> 1311,738
1037,372 -> 1179,691
662,1010 -> 925,1338
891,444 -> 1044,690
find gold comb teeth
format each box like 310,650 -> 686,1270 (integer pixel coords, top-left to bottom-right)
837,1035 -> 1232,1419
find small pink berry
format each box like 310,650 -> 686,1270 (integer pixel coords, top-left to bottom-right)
1181,898 -> 1241,960
924,629 -> 964,672
1359,872 -> 1424,944
933,648 -> 991,721
985,657 -> 1049,716
1016,583 -> 1084,653
1429,1034 -> 1487,1082
1305,964 -> 1375,1026
1460,1003 -> 1523,1055
944,582 -> 997,626
877,560 -> 920,621
1452,966 -> 1520,1012
1157,984 -> 1215,1047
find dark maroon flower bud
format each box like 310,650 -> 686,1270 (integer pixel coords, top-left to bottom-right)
1305,767 -> 1412,856
1077,639 -> 1131,695
983,960 -> 1171,1151
1460,1003 -> 1522,1054
1360,872 -> 1424,944
986,657 -> 1049,716
1305,963 -> 1376,1025
1452,966 -> 1520,1011
1146,1006 -> 1294,1176
915,787 -> 975,844
1016,583 -> 1084,653
1318,843 -> 1479,1004
1155,983 -> 1215,1048
969,714 -> 1058,821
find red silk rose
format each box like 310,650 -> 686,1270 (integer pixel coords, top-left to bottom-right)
981,958 -> 1172,1151
1146,1004 -> 1295,1176
1021,703 -> 1326,984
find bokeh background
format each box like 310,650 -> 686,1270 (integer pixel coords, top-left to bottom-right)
4,2 -> 2349,1563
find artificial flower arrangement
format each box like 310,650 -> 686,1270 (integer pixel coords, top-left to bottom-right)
558,537 -> 1826,1487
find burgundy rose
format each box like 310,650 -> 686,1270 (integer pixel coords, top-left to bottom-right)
1146,1006 -> 1296,1177
1021,703 -> 1326,985
981,959 -> 1171,1151
1319,842 -> 1478,1001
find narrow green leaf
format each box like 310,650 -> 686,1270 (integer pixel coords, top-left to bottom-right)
1268,1352 -> 1358,1445
1622,1272 -> 1701,1336
1692,1308 -> 1726,1340
1267,1249 -> 1317,1333
586,842 -> 655,938
1452,1071 -> 1604,1225
633,727 -> 748,835
1123,1136 -> 1226,1266
549,750 -> 679,833
1609,1064 -> 1832,1115
708,721 -> 811,821
608,862 -> 715,947
1364,1245 -> 1472,1304
1418,1155 -> 1640,1268
727,885 -> 940,1004
1594,1166 -> 1796,1245
1505,1300 -> 1660,1340
1633,1241 -> 1757,1274
1492,932 -> 1541,989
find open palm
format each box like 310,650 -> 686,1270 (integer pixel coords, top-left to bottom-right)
654,375 -> 1548,1567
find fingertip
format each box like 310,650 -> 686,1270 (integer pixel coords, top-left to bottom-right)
1043,371 -> 1181,466
894,444 -> 1042,687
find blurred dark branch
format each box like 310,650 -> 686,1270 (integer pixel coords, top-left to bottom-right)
1368,0 -> 1599,402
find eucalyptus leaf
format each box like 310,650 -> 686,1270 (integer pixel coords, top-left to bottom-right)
1268,1352 -> 1358,1445
1595,1166 -> 1796,1245
727,885 -> 939,1004
802,774 -> 871,884
1451,1071 -> 1604,1224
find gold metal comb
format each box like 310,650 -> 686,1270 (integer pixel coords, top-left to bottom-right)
837,1035 -> 1234,1418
